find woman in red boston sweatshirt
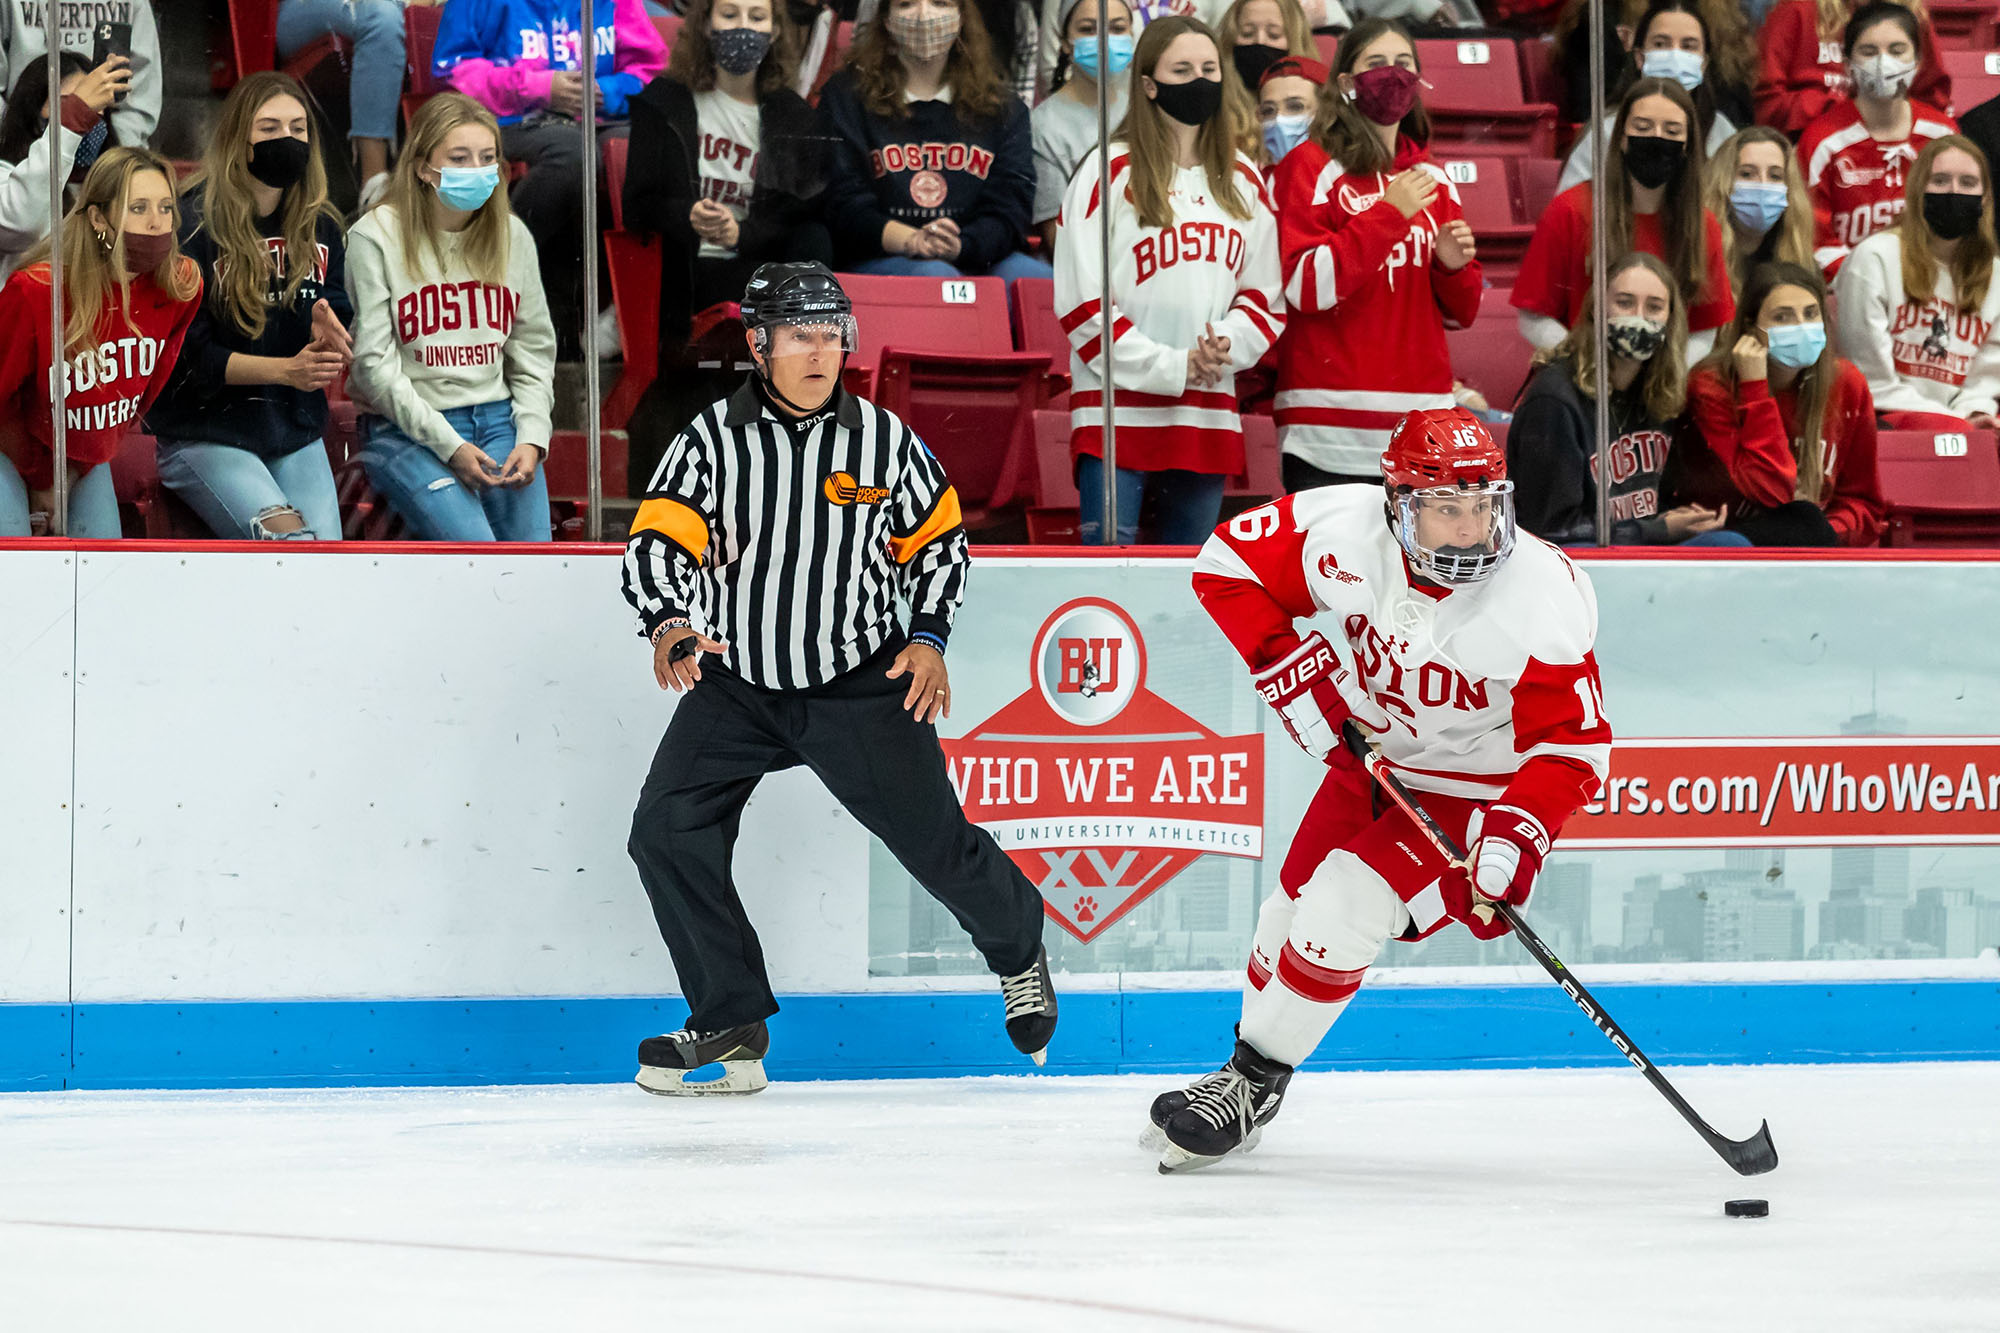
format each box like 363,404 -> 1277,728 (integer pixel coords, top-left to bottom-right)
0,147 -> 201,537
1754,0 -> 1949,135
1679,259 -> 1885,546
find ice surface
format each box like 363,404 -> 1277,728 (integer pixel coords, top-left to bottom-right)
3,1063 -> 1997,1331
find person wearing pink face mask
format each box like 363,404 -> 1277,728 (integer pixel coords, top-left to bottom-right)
0,147 -> 201,538
1271,18 -> 1482,491
817,0 -> 1048,282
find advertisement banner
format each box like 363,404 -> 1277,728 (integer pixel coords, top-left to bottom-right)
940,597 -> 1265,942
1569,738 -> 2000,846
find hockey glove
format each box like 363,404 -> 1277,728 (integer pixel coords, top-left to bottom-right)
1440,803 -> 1550,939
1252,632 -> 1389,763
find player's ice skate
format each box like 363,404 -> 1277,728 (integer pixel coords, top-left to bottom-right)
635,1020 -> 770,1096
999,944 -> 1058,1065
1156,1040 -> 1294,1173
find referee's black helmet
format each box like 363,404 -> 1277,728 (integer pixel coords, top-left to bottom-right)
741,262 -> 853,330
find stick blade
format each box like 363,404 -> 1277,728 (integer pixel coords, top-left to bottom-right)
1716,1119 -> 1779,1176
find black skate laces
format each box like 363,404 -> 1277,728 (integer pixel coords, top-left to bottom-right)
1000,965 -> 1049,1019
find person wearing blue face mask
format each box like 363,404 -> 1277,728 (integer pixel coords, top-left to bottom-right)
1683,260 -> 1885,546
1557,0 -> 1737,193
0,48 -> 123,283
1032,0 -> 1132,250
346,94 -> 560,542
1704,127 -> 1814,304
1255,55 -> 1325,179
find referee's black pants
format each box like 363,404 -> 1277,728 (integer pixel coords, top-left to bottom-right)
628,639 -> 1047,1032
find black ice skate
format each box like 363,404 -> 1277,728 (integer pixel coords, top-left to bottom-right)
1139,1026 -> 1275,1152
999,945 -> 1058,1066
1156,1039 -> 1294,1173
635,1020 -> 770,1097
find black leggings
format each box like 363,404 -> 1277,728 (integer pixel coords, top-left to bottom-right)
1728,500 -> 1839,547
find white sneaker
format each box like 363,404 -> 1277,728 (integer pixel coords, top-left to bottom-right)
356,172 -> 391,214
593,303 -> 622,359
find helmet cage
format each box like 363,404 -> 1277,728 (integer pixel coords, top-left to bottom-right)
1391,481 -> 1517,586
751,315 -> 859,359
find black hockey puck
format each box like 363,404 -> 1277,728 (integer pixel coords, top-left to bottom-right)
1724,1199 -> 1769,1218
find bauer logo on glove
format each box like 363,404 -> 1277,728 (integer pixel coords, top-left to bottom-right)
1251,632 -> 1391,763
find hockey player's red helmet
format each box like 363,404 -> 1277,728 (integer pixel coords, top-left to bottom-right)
1380,406 -> 1507,492
1380,407 -> 1516,586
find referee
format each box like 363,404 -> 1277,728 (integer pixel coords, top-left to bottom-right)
621,262 -> 1057,1096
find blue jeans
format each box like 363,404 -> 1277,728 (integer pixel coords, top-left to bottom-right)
362,401 -> 551,542
0,454 -> 121,536
1075,456 -> 1225,546
277,0 -> 406,142
157,440 -> 342,540
854,250 -> 1055,288
1682,529 -> 1753,547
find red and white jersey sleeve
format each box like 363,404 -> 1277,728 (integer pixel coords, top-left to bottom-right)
1054,145 -> 1284,474
1270,136 -> 1480,478
1194,487 -> 1611,841
1801,101 -> 1957,277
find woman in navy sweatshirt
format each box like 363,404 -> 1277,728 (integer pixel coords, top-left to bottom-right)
147,72 -> 352,539
816,0 -> 1047,282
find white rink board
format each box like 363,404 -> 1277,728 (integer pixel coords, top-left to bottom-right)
66,551 -> 868,1002
0,553 -> 75,1004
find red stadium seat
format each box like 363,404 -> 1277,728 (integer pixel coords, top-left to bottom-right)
604,136 -> 631,230
403,3 -> 447,125
1877,430 -> 2000,545
844,275 -> 1054,518
1928,1 -> 1999,53
811,21 -> 854,100
604,229 -> 663,427
653,12 -> 683,47
1517,36 -> 1563,108
1940,50 -> 2000,115
1033,407 -> 1079,509
1313,32 -> 1339,66
1513,155 -> 1563,228
227,1 -> 279,83
1239,412 -> 1282,500
1446,309 -> 1535,411
1417,38 -> 1559,158
1438,155 -> 1533,282
541,429 -> 631,507
1009,277 -> 1071,404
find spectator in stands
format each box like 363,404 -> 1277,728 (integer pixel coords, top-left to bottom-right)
1514,77 -> 1735,360
1218,0 -> 1326,162
277,1 -> 445,214
1682,259 -> 1884,544
143,72 -> 351,541
1798,2 -> 1955,277
0,148 -> 200,537
1555,0 -> 1755,131
1272,18 -> 1482,490
1754,0 -> 1947,135
433,0 -> 669,354
1256,55 -> 1326,178
819,0 -> 1048,282
1557,0 -> 1738,194
345,94 -> 559,541
627,0 -> 831,348
0,49 -> 123,282
0,2 -> 159,148
1511,251 -> 1747,545
860,0 -> 1039,102
1055,15 -> 1284,544
1033,0 -> 1132,250
1833,135 -> 2000,432
1706,126 -> 1815,299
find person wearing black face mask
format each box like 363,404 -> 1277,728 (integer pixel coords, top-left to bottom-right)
0,48 -> 124,283
1216,0 -> 1325,165
144,72 -> 356,541
625,0 -> 833,477
1834,135 -> 2000,433
1515,77 -> 1737,364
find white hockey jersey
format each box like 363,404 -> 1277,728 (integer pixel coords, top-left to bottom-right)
1192,486 -> 1612,836
1832,228 -> 2000,420
1055,145 -> 1285,474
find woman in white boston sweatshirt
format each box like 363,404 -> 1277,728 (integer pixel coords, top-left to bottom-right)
347,92 -> 558,541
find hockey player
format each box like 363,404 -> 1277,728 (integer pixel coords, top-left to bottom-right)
622,262 -> 1058,1094
1148,406 -> 1612,1171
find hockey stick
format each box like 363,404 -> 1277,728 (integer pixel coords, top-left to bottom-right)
1340,722 -> 1779,1177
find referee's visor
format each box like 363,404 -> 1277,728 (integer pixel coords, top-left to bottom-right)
753,317 -> 859,359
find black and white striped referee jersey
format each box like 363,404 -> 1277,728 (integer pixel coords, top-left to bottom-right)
621,379 -> 968,691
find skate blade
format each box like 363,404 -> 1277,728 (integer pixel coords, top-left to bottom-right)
1029,1047 -> 1047,1067
635,1059 -> 768,1097
1138,1123 -> 1167,1154
1156,1124 -> 1262,1174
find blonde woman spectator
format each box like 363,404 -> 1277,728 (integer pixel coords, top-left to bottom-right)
1706,126 -> 1815,300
